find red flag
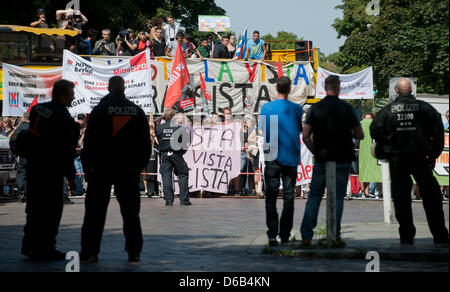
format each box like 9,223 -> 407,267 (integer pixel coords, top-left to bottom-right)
27,96 -> 38,112
164,41 -> 190,108
199,73 -> 211,101
278,56 -> 283,78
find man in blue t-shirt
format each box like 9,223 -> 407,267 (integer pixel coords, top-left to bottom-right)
258,76 -> 303,246
245,31 -> 267,60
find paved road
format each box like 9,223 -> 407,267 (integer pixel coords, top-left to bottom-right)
0,198 -> 448,272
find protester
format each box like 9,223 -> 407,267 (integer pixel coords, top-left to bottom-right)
116,28 -> 138,56
16,79 -> 79,261
163,15 -> 180,48
80,76 -> 151,263
3,118 -> 14,138
245,31 -> 267,60
78,29 -> 97,56
370,78 -> 449,245
30,8 -> 48,28
227,34 -> 237,58
258,76 -> 303,246
136,31 -> 152,54
300,75 -> 364,247
359,113 -> 379,199
149,17 -> 164,40
444,110 -> 449,130
156,109 -> 191,206
166,30 -> 188,57
74,114 -> 86,196
152,27 -> 167,57
9,112 -> 31,203
56,8 -> 88,34
183,34 -> 197,58
144,118 -> 160,198
93,29 -> 116,56
196,37 -> 211,59
0,119 -> 4,136
213,34 -> 230,59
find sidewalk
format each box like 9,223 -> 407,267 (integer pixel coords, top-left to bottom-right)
265,223 -> 449,262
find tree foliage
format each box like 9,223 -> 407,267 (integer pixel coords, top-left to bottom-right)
331,0 -> 449,98
0,0 -> 226,41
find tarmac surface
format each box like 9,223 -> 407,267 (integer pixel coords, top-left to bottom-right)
0,197 -> 448,272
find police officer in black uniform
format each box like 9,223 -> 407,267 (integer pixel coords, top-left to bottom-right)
80,76 -> 151,263
156,109 -> 191,206
371,78 -> 449,245
16,79 -> 79,260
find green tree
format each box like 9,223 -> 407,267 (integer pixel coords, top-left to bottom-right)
332,0 -> 449,98
0,0 -> 226,42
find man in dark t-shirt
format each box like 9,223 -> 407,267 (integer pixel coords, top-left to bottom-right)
300,75 -> 364,247
152,27 -> 167,57
213,34 -> 230,59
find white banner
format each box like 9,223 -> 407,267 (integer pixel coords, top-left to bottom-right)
316,66 -> 374,100
2,64 -> 62,116
62,49 -> 153,114
159,123 -> 242,194
94,56 -> 315,115
3,56 -> 315,116
296,140 -> 313,186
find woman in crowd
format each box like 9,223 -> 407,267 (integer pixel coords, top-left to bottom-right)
227,34 -> 236,58
3,118 -> 15,138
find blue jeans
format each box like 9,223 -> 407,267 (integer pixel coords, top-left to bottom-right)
74,156 -> 84,196
300,162 -> 351,241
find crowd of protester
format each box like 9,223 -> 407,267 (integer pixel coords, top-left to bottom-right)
1,106 -> 449,201
1,7 -> 448,202
28,7 -> 266,60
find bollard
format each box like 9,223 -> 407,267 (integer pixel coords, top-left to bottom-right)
325,161 -> 337,247
381,161 -> 394,224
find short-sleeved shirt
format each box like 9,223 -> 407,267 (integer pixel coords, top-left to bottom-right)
258,99 -> 303,166
153,38 -> 166,57
213,43 -> 230,59
304,95 -> 360,163
168,41 -> 188,56
197,46 -> 210,58
247,39 -> 265,60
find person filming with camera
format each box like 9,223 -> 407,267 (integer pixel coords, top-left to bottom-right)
56,8 -> 88,35
115,28 -> 138,56
93,29 -> 116,56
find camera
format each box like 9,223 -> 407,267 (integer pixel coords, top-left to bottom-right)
118,30 -> 128,41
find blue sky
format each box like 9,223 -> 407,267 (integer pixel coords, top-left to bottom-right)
214,0 -> 347,55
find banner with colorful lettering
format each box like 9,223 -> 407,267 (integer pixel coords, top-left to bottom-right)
90,56 -> 314,115
62,49 -> 153,114
2,64 -> 62,116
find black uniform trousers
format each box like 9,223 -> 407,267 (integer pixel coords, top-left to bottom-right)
159,152 -> 189,204
389,155 -> 449,243
22,161 -> 64,255
144,149 -> 159,195
81,172 -> 143,256
16,157 -> 27,200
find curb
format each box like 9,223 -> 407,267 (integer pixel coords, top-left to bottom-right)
267,245 -> 449,262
